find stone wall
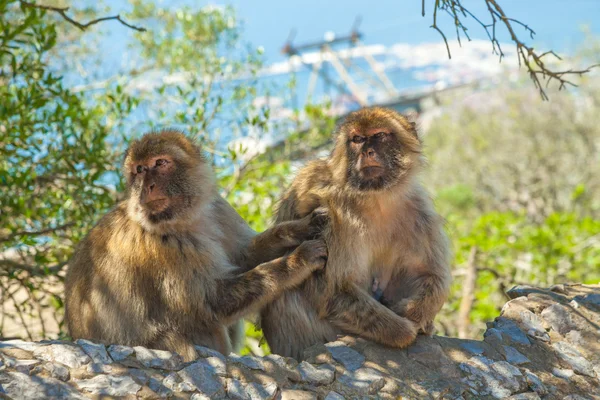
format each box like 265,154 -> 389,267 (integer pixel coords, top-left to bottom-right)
1,284 -> 599,399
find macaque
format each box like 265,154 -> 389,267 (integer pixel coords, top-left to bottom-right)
65,130 -> 327,361
261,107 -> 451,359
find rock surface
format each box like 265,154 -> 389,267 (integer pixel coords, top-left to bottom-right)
1,284 -> 599,399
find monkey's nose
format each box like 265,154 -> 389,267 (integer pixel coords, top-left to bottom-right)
366,149 -> 375,157
149,183 -> 156,192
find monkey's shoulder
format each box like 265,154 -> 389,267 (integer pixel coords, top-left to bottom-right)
278,160 -> 333,220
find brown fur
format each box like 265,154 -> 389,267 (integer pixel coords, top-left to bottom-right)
65,130 -> 327,361
261,107 -> 451,359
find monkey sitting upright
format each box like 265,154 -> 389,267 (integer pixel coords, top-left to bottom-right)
261,107 -> 451,359
65,130 -> 328,361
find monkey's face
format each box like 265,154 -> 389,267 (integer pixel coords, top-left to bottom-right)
123,131 -> 214,230
339,108 -> 420,192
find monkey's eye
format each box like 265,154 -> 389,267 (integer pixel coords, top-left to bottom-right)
374,132 -> 387,139
352,136 -> 366,144
136,165 -> 144,174
155,159 -> 169,167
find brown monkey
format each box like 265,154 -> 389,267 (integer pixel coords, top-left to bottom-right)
261,107 -> 451,359
65,130 -> 327,361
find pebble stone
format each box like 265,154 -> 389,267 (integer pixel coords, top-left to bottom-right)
325,341 -> 365,371
297,361 -> 335,385
134,346 -> 183,370
107,344 -> 135,362
75,374 -> 141,396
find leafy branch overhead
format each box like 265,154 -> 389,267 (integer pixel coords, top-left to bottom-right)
18,0 -> 146,31
427,0 -> 598,100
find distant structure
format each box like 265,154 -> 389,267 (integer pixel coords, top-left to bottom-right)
280,18 -> 472,115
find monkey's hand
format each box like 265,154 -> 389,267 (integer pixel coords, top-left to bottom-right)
388,298 -> 432,334
307,207 -> 330,240
288,239 -> 328,272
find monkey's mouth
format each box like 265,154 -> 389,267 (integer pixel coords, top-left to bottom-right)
360,166 -> 385,179
144,198 -> 170,213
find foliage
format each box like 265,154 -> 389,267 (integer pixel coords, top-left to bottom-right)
1,0 -> 598,357
425,83 -> 600,338
0,0 -> 134,339
441,211 -> 600,337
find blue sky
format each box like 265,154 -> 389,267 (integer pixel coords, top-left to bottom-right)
100,0 -> 599,67
212,0 -> 598,64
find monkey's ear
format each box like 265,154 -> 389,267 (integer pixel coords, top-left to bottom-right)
404,111 -> 420,141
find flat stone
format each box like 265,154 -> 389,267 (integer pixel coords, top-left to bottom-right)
75,374 -> 141,396
552,367 -> 574,379
324,392 -> 345,400
43,362 -> 70,381
507,393 -> 541,400
518,310 -> 550,341
135,346 -> 183,370
325,341 -> 365,371
0,340 -> 44,352
280,389 -> 317,400
459,340 -> 486,355
195,345 -> 226,361
76,339 -> 112,364
226,378 -> 249,400
303,343 -> 332,364
245,382 -> 277,400
335,367 -> 386,395
541,304 -> 575,335
265,353 -> 297,369
552,341 -> 596,377
9,359 -> 40,374
502,346 -> 530,365
574,293 -> 600,307
205,355 -> 227,376
506,285 -> 538,299
459,356 -> 525,399
191,394 -> 212,400
33,343 -> 91,369
177,360 -> 225,397
297,361 -> 335,385
0,371 -> 87,399
86,362 -> 113,374
522,369 -> 547,395
108,344 -> 135,362
162,372 -> 181,390
228,353 -> 265,371
492,318 -> 531,346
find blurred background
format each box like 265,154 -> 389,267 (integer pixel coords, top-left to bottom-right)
1,0 -> 599,355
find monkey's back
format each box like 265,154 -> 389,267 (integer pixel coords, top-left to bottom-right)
64,202 -> 233,354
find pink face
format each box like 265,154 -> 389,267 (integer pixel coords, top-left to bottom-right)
129,155 -> 177,213
348,127 -> 394,180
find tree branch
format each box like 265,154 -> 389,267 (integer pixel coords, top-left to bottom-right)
0,259 -> 66,277
424,0 -> 598,100
19,1 -> 146,32
0,222 -> 75,243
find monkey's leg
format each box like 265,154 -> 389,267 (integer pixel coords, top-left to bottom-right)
149,332 -> 198,362
324,283 -> 418,349
244,208 -> 328,268
384,271 -> 450,334
210,240 -> 326,326
261,287 -> 337,360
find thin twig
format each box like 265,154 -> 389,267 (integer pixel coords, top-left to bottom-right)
431,0 -> 451,59
423,0 -> 597,100
19,1 -> 146,32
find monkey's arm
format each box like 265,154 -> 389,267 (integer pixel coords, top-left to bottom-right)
209,240 -> 326,326
241,208 -> 328,268
323,283 -> 417,349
